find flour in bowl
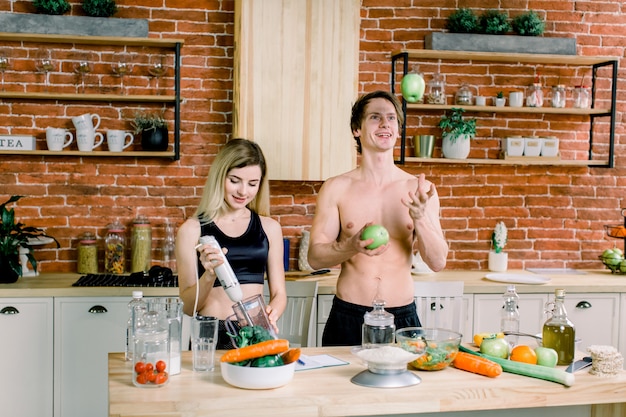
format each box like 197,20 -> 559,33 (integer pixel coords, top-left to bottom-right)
356,345 -> 417,365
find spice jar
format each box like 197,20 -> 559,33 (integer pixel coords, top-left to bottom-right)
131,215 -> 152,273
77,232 -> 98,274
550,85 -> 566,108
426,71 -> 446,105
525,83 -> 544,107
573,85 -> 590,109
105,221 -> 126,274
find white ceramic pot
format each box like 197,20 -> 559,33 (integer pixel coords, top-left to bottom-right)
442,133 -> 470,159
488,251 -> 508,272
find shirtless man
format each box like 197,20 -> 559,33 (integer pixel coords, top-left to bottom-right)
307,90 -> 448,346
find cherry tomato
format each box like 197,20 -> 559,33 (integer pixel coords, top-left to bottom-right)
146,371 -> 156,383
136,373 -> 148,384
145,362 -> 154,373
156,360 -> 166,373
134,361 -> 146,374
155,372 -> 168,385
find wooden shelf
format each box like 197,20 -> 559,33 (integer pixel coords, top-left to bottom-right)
406,103 -> 610,115
391,49 -> 618,66
404,156 -> 610,167
0,92 -> 176,103
0,32 -> 184,47
1,150 -> 176,158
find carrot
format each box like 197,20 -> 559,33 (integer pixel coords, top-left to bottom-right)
452,351 -> 502,378
220,339 -> 290,363
280,348 -> 302,365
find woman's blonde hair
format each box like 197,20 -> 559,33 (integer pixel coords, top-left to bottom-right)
194,138 -> 269,223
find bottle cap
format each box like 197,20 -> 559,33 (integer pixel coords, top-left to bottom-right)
132,290 -> 143,298
555,289 -> 565,297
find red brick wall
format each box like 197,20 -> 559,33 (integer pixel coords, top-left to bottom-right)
0,1 -> 624,273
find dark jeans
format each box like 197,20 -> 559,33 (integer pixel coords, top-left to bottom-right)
322,296 -> 421,346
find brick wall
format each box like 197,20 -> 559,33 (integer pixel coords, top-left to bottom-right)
0,1 -> 624,273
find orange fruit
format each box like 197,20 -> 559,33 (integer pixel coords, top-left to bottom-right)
510,345 -> 537,364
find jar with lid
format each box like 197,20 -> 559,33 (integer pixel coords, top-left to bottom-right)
573,85 -> 590,109
550,85 -> 566,108
131,215 -> 152,273
525,83 -> 544,107
133,310 -> 170,387
362,299 -> 395,347
427,72 -> 446,105
104,221 -> 126,274
454,83 -> 474,105
77,232 -> 98,274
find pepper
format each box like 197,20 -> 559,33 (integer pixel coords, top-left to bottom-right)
251,354 -> 284,368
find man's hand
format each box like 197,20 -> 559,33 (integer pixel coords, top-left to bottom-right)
402,173 -> 435,221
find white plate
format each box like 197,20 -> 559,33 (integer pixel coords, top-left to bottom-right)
484,273 -> 551,285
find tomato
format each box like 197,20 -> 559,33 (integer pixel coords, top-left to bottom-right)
480,336 -> 510,359
155,372 -> 168,385
145,362 -> 154,373
156,360 -> 167,373
134,361 -> 146,374
361,225 -> 389,249
136,373 -> 148,384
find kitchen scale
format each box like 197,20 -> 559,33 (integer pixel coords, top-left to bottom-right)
350,346 -> 422,388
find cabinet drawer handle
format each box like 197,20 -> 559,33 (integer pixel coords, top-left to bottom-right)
430,302 -> 444,311
576,301 -> 591,309
0,306 -> 19,315
88,305 -> 108,314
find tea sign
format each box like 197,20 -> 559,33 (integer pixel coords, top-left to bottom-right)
0,135 -> 36,151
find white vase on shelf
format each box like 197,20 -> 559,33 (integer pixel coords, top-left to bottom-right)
488,251 -> 508,272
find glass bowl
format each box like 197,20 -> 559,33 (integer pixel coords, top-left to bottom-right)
395,327 -> 462,371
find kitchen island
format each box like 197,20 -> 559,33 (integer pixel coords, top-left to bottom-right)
108,348 -> 626,417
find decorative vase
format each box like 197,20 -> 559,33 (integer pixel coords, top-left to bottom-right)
488,251 -> 508,272
0,254 -> 20,284
298,230 -> 312,271
442,133 -> 470,159
141,127 -> 168,151
495,97 -> 506,107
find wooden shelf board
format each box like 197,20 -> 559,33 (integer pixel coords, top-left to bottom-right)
401,156 -> 610,167
0,92 -> 176,103
0,150 -> 175,158
391,49 -> 618,65
405,103 -> 609,115
0,32 -> 184,47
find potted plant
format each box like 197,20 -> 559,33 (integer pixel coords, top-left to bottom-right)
495,91 -> 506,107
446,8 -> 479,33
438,107 -> 476,159
33,0 -> 71,15
82,0 -> 118,17
479,9 -> 511,35
131,110 -> 169,151
512,10 -> 545,36
489,221 -> 508,272
0,195 -> 60,283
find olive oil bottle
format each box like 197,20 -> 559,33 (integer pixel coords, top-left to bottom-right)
542,289 -> 576,365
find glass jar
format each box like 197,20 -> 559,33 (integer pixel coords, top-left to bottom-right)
104,221 -> 126,274
427,72 -> 446,105
550,84 -> 566,108
542,289 -> 576,365
454,83 -> 473,105
362,299 -> 395,347
573,85 -> 590,109
77,232 -> 98,274
131,215 -> 152,273
132,310 -> 170,388
525,83 -> 544,107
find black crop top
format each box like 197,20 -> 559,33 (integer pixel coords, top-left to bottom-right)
197,211 -> 269,287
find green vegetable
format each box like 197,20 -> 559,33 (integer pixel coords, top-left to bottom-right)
231,325 -> 274,348
459,345 -> 575,387
251,354 -> 284,368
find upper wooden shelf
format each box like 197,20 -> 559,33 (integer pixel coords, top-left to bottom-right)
406,103 -> 611,115
2,150 -> 176,159
404,156 -> 610,167
0,32 -> 184,47
0,91 -> 176,103
391,49 -> 618,66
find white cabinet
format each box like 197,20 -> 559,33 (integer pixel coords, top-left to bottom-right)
54,297 -> 128,417
563,293 -> 620,353
473,293 -> 548,338
0,297 -> 53,417
621,294 -> 626,359
316,294 -> 334,347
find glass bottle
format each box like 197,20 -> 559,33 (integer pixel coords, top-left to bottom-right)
526,83 -> 544,107
500,285 -> 520,347
573,85 -> 590,109
427,71 -> 446,105
550,84 -> 566,108
542,289 -> 576,365
126,291 -> 147,361
77,232 -> 98,274
104,221 -> 126,274
362,299 -> 395,347
131,215 -> 152,273
133,310 -> 170,387
161,221 -> 176,273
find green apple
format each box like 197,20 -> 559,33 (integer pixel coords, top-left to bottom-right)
361,224 -> 389,250
620,259 -> 626,273
534,346 -> 558,367
400,72 -> 425,103
479,337 -> 510,359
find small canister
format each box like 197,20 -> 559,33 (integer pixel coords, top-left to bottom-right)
131,215 -> 152,273
526,83 -> 544,107
77,232 -> 98,274
550,85 -> 566,108
104,221 -> 126,274
573,85 -> 590,109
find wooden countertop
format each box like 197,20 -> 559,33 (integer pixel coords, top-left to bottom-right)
108,348 -> 626,417
2,269 -> 626,298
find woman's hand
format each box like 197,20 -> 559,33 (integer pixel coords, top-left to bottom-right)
196,243 -> 226,278
265,305 -> 280,334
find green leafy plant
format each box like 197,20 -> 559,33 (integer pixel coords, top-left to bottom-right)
512,11 -> 545,36
0,195 -> 60,278
496,91 -> 504,99
82,0 -> 118,17
33,0 -> 71,15
492,221 -> 508,253
479,9 -> 511,35
131,110 -> 168,135
446,8 -> 479,34
438,108 -> 477,143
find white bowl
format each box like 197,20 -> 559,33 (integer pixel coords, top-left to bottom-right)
220,361 -> 295,389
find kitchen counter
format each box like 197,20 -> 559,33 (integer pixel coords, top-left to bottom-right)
108,348 -> 626,417
2,269 -> 626,297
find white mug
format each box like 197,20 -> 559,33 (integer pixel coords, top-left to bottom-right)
76,129 -> 104,151
509,91 -> 524,108
46,127 -> 73,151
475,96 -> 487,106
106,130 -> 134,152
72,113 -> 101,131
